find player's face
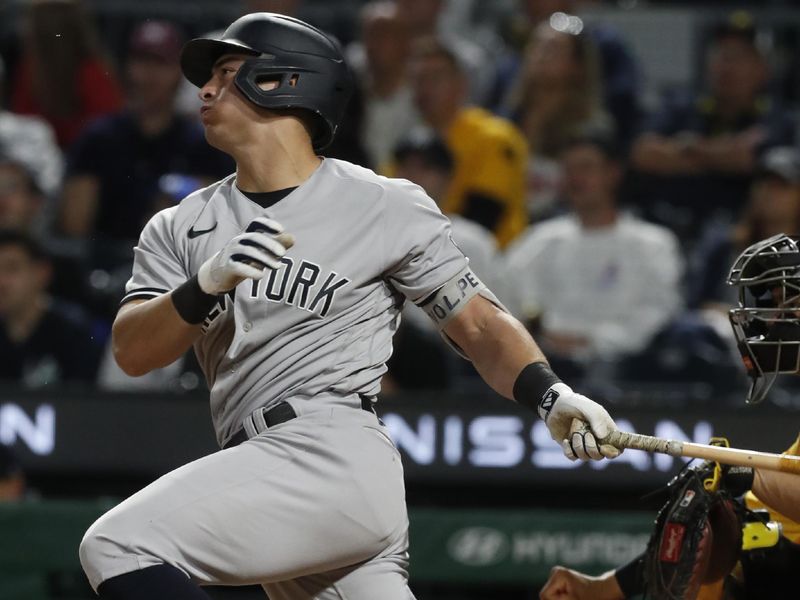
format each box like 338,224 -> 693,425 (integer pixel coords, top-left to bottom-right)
0,246 -> 48,317
198,54 -> 267,151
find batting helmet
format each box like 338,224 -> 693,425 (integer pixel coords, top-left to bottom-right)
728,233 -> 800,403
181,12 -> 353,151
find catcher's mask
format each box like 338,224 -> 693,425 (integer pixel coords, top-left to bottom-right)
727,233 -> 800,403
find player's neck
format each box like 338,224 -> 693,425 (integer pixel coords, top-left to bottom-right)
235,147 -> 322,193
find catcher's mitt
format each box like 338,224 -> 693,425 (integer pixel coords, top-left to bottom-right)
643,455 -> 745,600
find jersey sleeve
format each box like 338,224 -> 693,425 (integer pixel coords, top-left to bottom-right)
382,181 -> 469,303
121,206 -> 188,305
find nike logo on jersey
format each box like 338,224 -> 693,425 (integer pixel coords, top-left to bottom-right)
188,223 -> 218,238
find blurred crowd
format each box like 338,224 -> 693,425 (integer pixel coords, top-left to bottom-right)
0,0 -> 799,405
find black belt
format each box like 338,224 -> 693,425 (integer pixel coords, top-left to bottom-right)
223,394 -> 376,449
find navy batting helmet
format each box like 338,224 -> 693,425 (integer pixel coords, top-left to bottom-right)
181,12 -> 353,151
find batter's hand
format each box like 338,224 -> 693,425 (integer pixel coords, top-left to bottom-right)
198,217 -> 295,295
540,566 -> 624,600
540,383 -> 620,461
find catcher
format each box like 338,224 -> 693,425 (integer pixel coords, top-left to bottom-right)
540,233 -> 800,600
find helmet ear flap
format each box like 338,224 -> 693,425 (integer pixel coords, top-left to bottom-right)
233,59 -> 339,149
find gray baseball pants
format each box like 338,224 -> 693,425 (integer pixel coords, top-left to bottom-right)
79,399 -> 415,599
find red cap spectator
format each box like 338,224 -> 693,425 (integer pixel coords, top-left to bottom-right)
128,20 -> 184,64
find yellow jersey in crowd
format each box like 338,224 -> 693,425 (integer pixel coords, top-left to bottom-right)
442,107 -> 528,249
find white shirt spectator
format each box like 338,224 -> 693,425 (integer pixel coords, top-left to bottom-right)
503,213 -> 683,358
347,42 -> 421,168
0,111 -> 63,196
361,85 -> 421,170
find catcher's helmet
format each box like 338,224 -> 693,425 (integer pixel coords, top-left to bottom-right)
727,233 -> 800,403
181,12 -> 353,151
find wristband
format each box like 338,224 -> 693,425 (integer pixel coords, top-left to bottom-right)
171,274 -> 219,325
724,465 -> 755,497
512,362 -> 562,418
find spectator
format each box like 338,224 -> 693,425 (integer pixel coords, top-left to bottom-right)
10,0 -> 123,148
395,0 -> 495,104
0,229 -> 101,387
631,13 -> 795,242
59,20 -> 233,250
0,157 -> 44,232
0,444 -> 25,501
501,20 -> 613,218
491,0 -> 641,147
408,37 -> 528,248
690,146 -> 800,313
503,134 -> 683,373
346,2 -> 421,170
0,56 -> 63,198
0,154 -> 95,311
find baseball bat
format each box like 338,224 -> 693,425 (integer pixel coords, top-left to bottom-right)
600,428 -> 800,475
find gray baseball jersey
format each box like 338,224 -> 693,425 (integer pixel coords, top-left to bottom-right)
82,158 -> 495,598
122,158 -> 475,447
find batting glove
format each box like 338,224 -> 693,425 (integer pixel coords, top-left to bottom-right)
540,383 -> 621,461
198,217 -> 295,295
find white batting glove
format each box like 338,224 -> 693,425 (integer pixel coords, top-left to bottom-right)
197,217 -> 295,295
539,383 -> 621,461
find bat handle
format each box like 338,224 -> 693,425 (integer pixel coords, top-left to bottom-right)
602,430 -> 685,457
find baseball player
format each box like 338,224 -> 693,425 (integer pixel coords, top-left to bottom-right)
78,13 -> 620,600
540,233 -> 800,600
